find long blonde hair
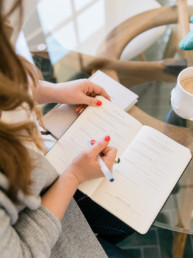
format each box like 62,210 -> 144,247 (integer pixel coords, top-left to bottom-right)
0,0 -> 44,203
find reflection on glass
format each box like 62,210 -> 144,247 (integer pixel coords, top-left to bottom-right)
50,21 -> 77,51
37,0 -> 105,57
46,35 -> 70,64
77,0 -> 105,43
37,0 -> 72,34
74,0 -> 94,11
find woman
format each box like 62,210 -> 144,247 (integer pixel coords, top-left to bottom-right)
0,1 -> 134,257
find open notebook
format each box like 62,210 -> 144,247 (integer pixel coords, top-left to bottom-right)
43,70 -> 138,139
45,96 -> 192,234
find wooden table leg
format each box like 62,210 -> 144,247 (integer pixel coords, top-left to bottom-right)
172,232 -> 187,258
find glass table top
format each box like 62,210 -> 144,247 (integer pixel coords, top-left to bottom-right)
23,0 -> 193,235
24,0 -> 165,62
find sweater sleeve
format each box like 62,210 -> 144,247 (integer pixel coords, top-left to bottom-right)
0,205 -> 61,258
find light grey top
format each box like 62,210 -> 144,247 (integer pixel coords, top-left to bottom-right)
0,150 -> 107,258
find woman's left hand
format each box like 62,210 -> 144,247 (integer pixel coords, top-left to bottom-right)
54,79 -> 110,108
35,79 -> 111,113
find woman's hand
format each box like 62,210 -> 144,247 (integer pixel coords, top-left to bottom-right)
65,136 -> 117,185
34,79 -> 111,111
54,79 -> 111,106
41,136 -> 117,220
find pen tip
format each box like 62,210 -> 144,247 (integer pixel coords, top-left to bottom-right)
110,178 -> 114,182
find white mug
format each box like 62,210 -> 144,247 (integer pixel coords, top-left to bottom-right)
171,67 -> 193,120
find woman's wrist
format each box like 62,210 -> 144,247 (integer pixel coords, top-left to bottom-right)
36,80 -> 60,104
60,167 -> 80,188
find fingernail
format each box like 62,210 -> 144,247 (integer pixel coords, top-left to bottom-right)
104,135 -> 110,141
96,100 -> 102,106
90,139 -> 96,145
76,107 -> 80,112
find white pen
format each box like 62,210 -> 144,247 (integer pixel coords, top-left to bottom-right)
97,155 -> 114,182
88,141 -> 114,182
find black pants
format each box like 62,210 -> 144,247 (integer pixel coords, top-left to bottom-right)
74,190 -> 135,257
74,190 -> 134,243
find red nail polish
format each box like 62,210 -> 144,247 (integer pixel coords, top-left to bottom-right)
90,139 -> 96,145
104,135 -> 110,141
96,100 -> 102,106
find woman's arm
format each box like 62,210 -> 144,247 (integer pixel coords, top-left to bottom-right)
32,79 -> 110,107
41,169 -> 79,221
0,138 -> 116,257
0,200 -> 61,258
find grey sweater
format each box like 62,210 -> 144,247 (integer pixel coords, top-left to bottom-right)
0,150 -> 107,258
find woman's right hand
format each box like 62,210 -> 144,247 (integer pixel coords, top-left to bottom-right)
42,136 -> 117,220
65,136 -> 117,185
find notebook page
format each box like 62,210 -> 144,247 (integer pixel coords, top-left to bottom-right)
92,125 -> 192,234
90,70 -> 138,111
45,96 -> 142,196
